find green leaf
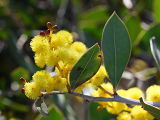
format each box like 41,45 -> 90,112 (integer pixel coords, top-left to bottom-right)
35,97 -> 49,119
150,37 -> 160,70
140,97 -> 160,119
70,43 -> 102,89
102,12 -> 131,89
153,0 -> 160,22
137,23 -> 160,51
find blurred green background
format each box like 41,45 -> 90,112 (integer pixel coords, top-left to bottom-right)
1,0 -> 160,119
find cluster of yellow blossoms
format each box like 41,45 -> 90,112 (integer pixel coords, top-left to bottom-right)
23,22 -> 108,100
92,83 -> 160,120
23,23 -> 88,99
22,22 -> 160,120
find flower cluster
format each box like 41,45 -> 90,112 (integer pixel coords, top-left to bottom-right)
23,22 -> 87,99
22,22 -> 109,100
92,83 -> 160,120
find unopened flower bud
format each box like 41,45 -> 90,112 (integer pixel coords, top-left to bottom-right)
46,22 -> 52,29
46,29 -> 50,36
21,88 -> 25,93
19,77 -> 26,84
51,25 -> 58,31
97,105 -> 103,111
40,31 -> 46,36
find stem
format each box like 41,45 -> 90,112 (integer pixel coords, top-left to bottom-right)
99,86 -> 114,96
42,91 -> 160,107
83,99 -> 88,120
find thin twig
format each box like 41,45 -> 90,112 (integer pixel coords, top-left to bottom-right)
83,99 -> 88,120
42,91 -> 160,107
99,86 -> 114,96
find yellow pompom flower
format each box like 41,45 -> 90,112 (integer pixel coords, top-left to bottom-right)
30,35 -> 49,54
105,89 -> 130,114
32,70 -> 52,90
106,102 -> 128,114
91,66 -> 108,87
127,87 -> 144,100
46,49 -> 59,67
131,105 -> 154,120
51,30 -> 73,48
117,89 -> 128,97
92,89 -> 99,97
117,112 -> 132,120
57,47 -> 70,62
146,85 -> 160,101
24,82 -> 41,99
71,42 -> 86,54
52,75 -> 67,91
95,82 -> 113,107
106,89 -> 129,115
65,48 -> 81,66
34,53 -> 46,68
98,82 -> 113,97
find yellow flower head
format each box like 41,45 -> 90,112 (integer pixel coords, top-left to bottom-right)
34,53 -> 46,68
65,48 -> 81,66
91,66 -> 108,87
46,49 -> 59,67
104,89 -> 130,115
24,82 -> 41,99
30,35 -> 49,54
92,82 -> 113,107
146,85 -> 160,102
117,89 -> 128,97
106,102 -> 128,114
131,105 -> 154,120
117,112 -> 132,120
71,42 -> 87,54
32,70 -> 52,90
51,30 -> 73,48
57,47 -> 70,62
51,75 -> 67,91
98,82 -> 113,97
126,87 -> 144,100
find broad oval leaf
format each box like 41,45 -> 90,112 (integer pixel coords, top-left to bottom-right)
140,97 -> 160,119
150,37 -> 160,70
70,43 -> 102,89
35,97 -> 49,118
102,12 -> 131,89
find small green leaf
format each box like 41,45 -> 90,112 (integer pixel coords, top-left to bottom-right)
137,23 -> 160,51
140,97 -> 160,119
153,0 -> 160,22
70,43 -> 102,89
102,12 -> 131,89
35,97 -> 49,119
150,37 -> 160,70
